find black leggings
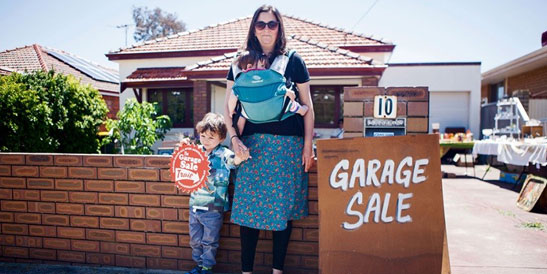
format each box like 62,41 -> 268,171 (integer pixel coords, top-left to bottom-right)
240,221 -> 293,272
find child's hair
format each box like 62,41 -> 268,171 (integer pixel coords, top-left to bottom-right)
236,50 -> 269,70
195,113 -> 227,140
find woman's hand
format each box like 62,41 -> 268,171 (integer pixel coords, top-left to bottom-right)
302,142 -> 314,172
231,136 -> 250,161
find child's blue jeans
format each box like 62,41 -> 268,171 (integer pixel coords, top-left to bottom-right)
189,208 -> 223,268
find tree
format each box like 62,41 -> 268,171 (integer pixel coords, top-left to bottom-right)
132,6 -> 186,42
0,70 -> 108,153
102,99 -> 171,155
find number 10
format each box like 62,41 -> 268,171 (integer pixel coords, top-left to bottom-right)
374,95 -> 397,118
378,97 -> 393,116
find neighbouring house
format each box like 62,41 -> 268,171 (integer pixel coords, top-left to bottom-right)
0,44 -> 120,119
106,15 -> 481,149
380,62 -> 481,136
481,32 -> 547,122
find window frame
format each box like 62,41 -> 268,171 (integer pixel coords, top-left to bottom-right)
147,87 -> 193,128
310,85 -> 353,128
489,81 -> 505,102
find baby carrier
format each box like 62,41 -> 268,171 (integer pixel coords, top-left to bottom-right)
231,50 -> 297,125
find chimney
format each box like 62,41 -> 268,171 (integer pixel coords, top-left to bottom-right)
543,31 -> 547,47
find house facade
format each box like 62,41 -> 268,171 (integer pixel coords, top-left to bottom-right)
380,62 -> 482,136
0,44 -> 120,119
481,41 -> 547,121
106,16 -> 394,140
107,15 -> 481,145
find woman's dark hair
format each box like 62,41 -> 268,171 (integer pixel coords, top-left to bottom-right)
244,5 -> 286,57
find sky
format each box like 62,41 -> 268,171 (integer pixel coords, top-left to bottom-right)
1,0 -> 546,72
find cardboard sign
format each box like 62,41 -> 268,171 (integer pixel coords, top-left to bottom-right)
516,174 -> 547,212
316,135 -> 447,274
170,144 -> 210,193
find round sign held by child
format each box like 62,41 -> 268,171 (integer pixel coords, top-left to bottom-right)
170,143 -> 211,193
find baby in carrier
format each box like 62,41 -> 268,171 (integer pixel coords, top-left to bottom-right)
228,50 -> 309,135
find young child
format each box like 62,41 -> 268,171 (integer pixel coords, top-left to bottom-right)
228,50 -> 309,134
185,112 -> 244,274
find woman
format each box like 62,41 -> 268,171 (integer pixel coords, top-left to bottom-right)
223,5 -> 314,274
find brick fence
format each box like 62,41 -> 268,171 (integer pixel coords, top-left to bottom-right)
343,86 -> 430,137
0,153 -> 318,273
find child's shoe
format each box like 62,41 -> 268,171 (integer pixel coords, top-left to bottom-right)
201,266 -> 213,274
185,265 -> 202,274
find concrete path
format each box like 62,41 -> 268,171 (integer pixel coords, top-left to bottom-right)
0,263 -> 182,274
442,165 -> 547,274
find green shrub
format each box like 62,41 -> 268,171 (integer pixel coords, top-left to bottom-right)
0,70 -> 108,153
103,99 -> 171,154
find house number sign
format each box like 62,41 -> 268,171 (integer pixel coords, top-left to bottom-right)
374,95 -> 397,119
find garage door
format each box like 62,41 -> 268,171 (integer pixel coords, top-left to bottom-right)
429,91 -> 469,133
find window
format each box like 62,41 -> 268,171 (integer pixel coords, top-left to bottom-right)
148,88 -> 193,127
310,85 -> 347,128
496,83 -> 505,101
489,82 -> 505,102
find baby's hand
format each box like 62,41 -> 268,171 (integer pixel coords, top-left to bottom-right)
285,89 -> 296,101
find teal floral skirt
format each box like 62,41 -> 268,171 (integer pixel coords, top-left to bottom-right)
230,134 -> 308,231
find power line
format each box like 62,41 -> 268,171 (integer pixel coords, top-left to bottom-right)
351,0 -> 380,31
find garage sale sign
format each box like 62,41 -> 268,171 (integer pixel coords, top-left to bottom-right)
170,144 -> 210,193
316,135 -> 448,274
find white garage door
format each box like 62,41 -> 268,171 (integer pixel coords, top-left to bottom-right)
429,91 -> 469,133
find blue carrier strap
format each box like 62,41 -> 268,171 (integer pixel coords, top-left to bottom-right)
269,50 -> 296,76
268,50 -> 296,122
276,50 -> 296,122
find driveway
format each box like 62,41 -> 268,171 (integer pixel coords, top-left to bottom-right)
443,165 -> 547,274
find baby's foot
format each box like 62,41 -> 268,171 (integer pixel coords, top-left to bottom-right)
290,103 -> 308,116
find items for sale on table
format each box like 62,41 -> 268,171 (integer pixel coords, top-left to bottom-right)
522,120 -> 544,138
439,130 -> 473,142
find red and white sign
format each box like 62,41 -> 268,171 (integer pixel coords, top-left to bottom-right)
170,144 -> 210,193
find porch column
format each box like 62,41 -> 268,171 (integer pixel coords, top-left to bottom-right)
193,80 -> 211,126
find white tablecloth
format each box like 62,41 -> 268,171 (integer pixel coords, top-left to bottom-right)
473,139 -> 547,166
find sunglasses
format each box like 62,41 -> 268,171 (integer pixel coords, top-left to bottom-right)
255,20 -> 279,30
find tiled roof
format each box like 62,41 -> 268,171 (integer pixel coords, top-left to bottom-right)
109,15 -> 391,55
0,45 -> 45,72
124,67 -> 187,82
185,35 -> 385,74
0,45 -> 119,94
0,66 -> 16,76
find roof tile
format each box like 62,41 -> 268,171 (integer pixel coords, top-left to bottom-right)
110,15 -> 391,55
0,45 -> 119,93
124,67 -> 187,82
186,36 -> 381,73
